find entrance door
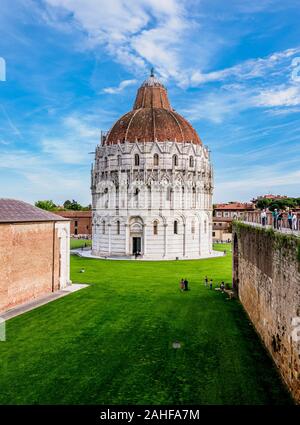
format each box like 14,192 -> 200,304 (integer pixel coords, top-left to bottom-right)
132,237 -> 141,254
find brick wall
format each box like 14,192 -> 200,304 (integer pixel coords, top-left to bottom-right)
0,222 -> 60,313
53,211 -> 92,236
233,223 -> 300,403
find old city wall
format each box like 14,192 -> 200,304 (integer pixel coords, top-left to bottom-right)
233,223 -> 300,403
0,222 -> 60,313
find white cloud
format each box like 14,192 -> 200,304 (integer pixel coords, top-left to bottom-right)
103,79 -> 137,94
190,47 -> 300,85
255,85 -> 300,107
41,114 -> 99,164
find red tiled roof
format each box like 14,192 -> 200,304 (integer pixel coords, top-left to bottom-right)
214,202 -> 254,210
0,199 -> 69,223
105,72 -> 201,145
52,211 -> 92,218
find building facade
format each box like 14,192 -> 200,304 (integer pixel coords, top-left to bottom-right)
53,210 -> 92,237
0,199 -> 71,314
91,72 -> 213,260
213,202 -> 255,242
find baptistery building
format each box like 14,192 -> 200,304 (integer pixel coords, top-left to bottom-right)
91,71 -> 213,260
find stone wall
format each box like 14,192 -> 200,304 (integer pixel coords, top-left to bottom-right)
0,221 -> 70,314
233,223 -> 300,403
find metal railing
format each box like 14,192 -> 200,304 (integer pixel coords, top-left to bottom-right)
240,211 -> 300,236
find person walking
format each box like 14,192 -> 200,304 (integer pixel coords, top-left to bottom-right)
261,208 -> 267,226
209,279 -> 213,290
220,281 -> 225,292
204,276 -> 208,286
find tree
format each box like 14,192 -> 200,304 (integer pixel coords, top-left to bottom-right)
35,200 -> 57,211
64,199 -> 83,210
256,198 -> 271,210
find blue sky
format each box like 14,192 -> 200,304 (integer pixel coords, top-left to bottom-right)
0,0 -> 300,205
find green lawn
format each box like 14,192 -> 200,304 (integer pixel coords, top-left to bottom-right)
70,238 -> 92,249
0,247 -> 292,405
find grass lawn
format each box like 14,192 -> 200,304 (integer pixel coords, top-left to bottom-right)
0,246 -> 292,405
70,238 -> 92,249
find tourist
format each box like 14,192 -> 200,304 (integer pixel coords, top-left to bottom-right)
261,208 -> 267,226
220,282 -> 225,292
272,209 -> 278,229
209,279 -> 213,290
277,210 -> 283,230
184,278 -> 189,291
288,211 -> 293,230
204,276 -> 208,286
180,278 -> 185,291
292,212 -> 297,231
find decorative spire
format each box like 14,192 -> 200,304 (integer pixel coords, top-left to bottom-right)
150,67 -> 154,77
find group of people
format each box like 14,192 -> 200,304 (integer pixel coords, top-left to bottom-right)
260,208 -> 298,230
180,278 -> 189,291
204,276 -> 226,292
179,276 -> 227,292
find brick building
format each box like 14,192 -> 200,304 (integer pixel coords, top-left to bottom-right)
213,202 -> 255,242
53,210 -> 92,237
0,199 -> 71,314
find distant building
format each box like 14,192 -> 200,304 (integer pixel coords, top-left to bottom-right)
251,194 -> 288,204
53,211 -> 92,238
213,202 -> 255,242
0,199 -> 71,314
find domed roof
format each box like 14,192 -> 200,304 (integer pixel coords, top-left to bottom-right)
105,71 -> 201,145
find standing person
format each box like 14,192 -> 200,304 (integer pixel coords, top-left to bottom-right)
292,212 -> 297,231
180,278 -> 185,291
288,211 -> 293,230
277,210 -> 283,230
209,279 -> 213,290
220,281 -> 225,292
184,278 -> 189,291
204,276 -> 208,286
261,209 -> 267,226
272,209 -> 278,229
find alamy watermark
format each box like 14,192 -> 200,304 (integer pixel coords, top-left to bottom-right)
0,57 -> 6,81
0,317 -> 6,342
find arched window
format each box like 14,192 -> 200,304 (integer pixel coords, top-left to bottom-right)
102,221 -> 106,234
174,220 -> 178,234
117,155 -> 122,166
116,220 -> 120,235
173,154 -> 178,166
104,157 -> 108,168
134,154 -> 140,166
153,220 -> 158,235
189,156 -> 194,167
153,153 -> 159,166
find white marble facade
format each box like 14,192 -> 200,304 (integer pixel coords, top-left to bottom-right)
91,140 -> 213,260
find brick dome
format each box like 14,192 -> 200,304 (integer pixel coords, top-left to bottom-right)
105,71 -> 202,145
